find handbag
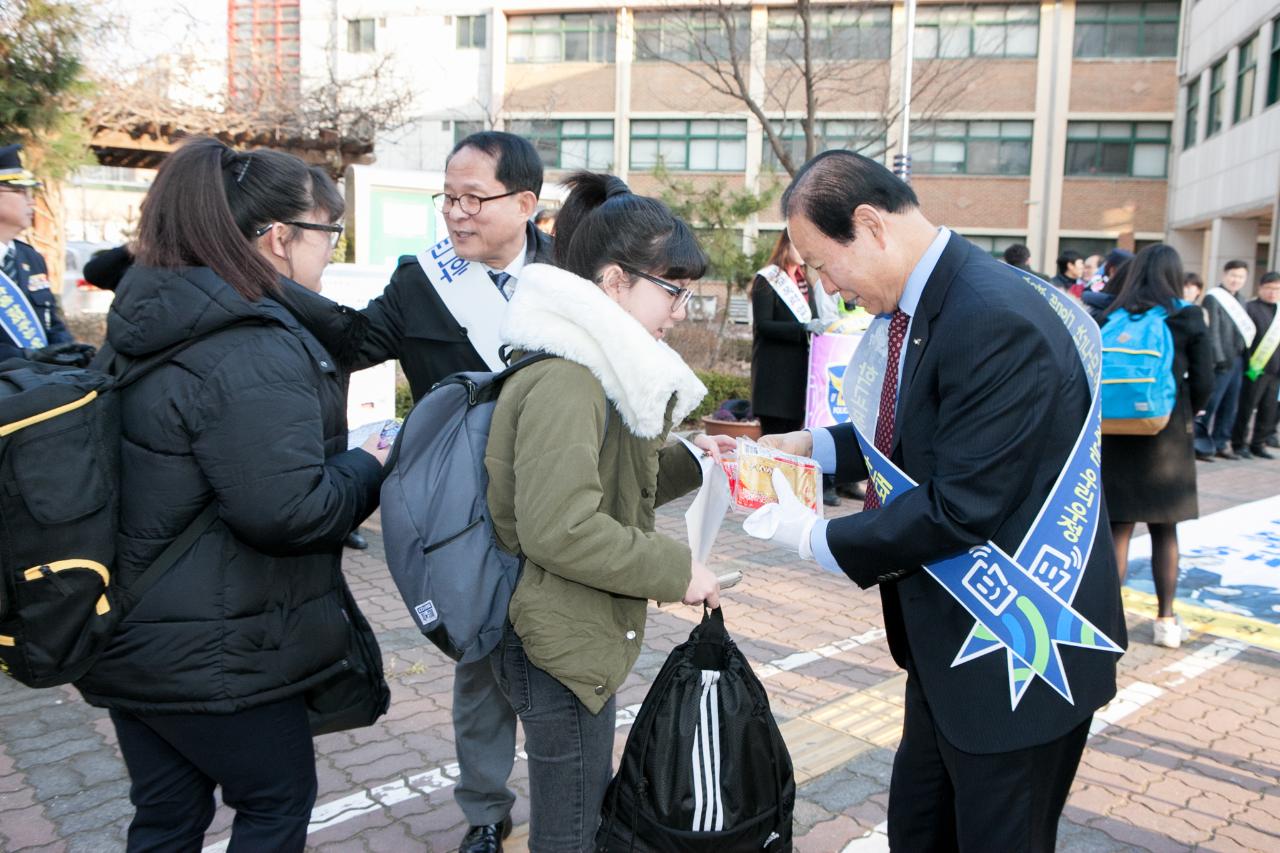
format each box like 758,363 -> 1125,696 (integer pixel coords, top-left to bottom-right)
305,574 -> 391,735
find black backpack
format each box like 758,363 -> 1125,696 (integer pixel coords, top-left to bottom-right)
597,607 -> 795,852
0,347 -> 219,688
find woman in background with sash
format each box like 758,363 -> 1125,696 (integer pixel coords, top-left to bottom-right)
1097,245 -> 1214,649
750,230 -> 824,436
750,231 -> 838,505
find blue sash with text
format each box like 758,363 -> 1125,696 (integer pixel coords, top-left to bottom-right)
0,268 -> 48,349
844,275 -> 1121,709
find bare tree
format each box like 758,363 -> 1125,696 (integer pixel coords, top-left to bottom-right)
88,36 -> 415,176
634,0 -> 980,177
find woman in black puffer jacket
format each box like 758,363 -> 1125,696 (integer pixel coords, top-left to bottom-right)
74,137 -> 386,852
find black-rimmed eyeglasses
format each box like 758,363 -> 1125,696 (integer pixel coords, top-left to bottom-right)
433,189 -> 520,215
619,264 -> 693,313
255,221 -> 344,248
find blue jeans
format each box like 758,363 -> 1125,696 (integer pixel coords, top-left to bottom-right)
490,625 -> 616,852
1195,356 -> 1244,454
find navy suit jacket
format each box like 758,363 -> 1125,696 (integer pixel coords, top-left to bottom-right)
1,239 -> 73,361
823,233 -> 1126,754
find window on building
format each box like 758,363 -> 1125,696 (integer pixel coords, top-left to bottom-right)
506,119 -> 614,170
768,5 -> 892,62
1059,237 -> 1117,258
764,119 -> 887,170
963,234 -> 1029,259
1206,59 -> 1226,137
229,1 -> 302,105
1269,20 -> 1280,107
457,15 -> 486,49
1064,121 -> 1170,177
347,18 -> 375,52
914,5 -> 1039,59
630,119 -> 747,171
910,120 -> 1033,175
453,120 -> 484,145
634,10 -> 749,62
1236,33 -> 1259,123
1183,78 -> 1199,148
507,13 -> 616,63
1072,2 -> 1179,58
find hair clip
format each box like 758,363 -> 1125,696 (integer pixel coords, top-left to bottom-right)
236,155 -> 252,184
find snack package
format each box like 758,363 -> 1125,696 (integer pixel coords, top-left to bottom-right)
347,417 -> 403,451
732,437 -> 823,516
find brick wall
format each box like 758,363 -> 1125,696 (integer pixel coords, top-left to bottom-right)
1068,60 -> 1178,113
763,62 -> 892,113
913,60 -> 1038,113
630,63 -> 749,113
505,64 -> 617,113
627,171 -> 748,198
1059,178 -> 1168,234
913,176 -> 1032,230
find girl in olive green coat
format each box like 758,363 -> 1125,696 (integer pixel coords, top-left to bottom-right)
483,172 -> 730,851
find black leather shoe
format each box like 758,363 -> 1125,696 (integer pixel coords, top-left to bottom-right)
1195,452 -> 1215,463
1236,447 -> 1254,460
823,483 -> 840,507
1215,449 -> 1241,461
459,816 -> 512,853
343,530 -> 369,550
836,481 -> 867,500
1252,446 -> 1275,459
1267,435 -> 1280,449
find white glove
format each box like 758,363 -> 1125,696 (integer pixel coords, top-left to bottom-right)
742,470 -> 820,560
804,318 -> 828,335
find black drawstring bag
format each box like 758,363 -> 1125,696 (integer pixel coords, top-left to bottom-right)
596,607 -> 794,852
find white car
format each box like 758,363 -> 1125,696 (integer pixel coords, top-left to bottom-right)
62,241 -> 118,315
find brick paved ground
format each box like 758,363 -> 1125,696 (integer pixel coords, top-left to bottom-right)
0,457 -> 1276,852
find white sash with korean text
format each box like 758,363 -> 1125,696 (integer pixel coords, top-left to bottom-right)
1206,287 -> 1257,347
417,236 -> 508,372
0,267 -> 48,349
759,265 -> 812,323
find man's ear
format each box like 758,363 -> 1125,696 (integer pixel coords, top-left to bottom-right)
852,204 -> 887,248
517,190 -> 539,220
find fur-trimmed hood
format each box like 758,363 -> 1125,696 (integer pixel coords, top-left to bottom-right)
501,263 -> 707,438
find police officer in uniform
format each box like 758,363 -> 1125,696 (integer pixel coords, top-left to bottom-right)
0,143 -> 92,365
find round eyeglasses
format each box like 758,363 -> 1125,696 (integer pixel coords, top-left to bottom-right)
433,189 -> 520,216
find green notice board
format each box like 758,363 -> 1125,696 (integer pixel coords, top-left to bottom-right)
368,187 -> 437,266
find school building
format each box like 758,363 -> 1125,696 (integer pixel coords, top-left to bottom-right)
257,0 -> 1183,273
1166,0 -> 1280,290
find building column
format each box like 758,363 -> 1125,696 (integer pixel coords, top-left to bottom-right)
1029,0 -> 1075,274
615,7 -> 633,182
1168,227 -> 1207,278
1207,217 -> 1261,295
742,4 -> 768,254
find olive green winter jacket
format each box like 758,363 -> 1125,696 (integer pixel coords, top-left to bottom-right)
484,263 -> 708,713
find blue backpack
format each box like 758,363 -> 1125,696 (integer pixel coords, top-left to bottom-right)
1099,303 -> 1180,435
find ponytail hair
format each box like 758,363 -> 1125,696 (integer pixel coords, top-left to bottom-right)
135,136 -> 344,301
553,171 -> 707,283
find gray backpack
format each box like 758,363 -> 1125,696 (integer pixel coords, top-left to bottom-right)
381,353 -> 554,663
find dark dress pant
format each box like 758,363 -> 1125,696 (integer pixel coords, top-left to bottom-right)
110,696 -> 316,853
887,674 -> 1090,853
1232,372 -> 1280,451
1195,357 -> 1244,454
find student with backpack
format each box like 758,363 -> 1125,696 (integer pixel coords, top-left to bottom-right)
70,138 -> 388,851
1096,245 -> 1213,648
481,172 -> 728,851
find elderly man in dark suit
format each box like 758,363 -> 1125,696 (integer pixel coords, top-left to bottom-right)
745,151 -> 1126,852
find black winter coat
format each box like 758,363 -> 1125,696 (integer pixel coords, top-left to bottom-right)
76,266 -> 383,714
355,222 -> 554,402
1100,305 -> 1214,523
750,270 -> 817,422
